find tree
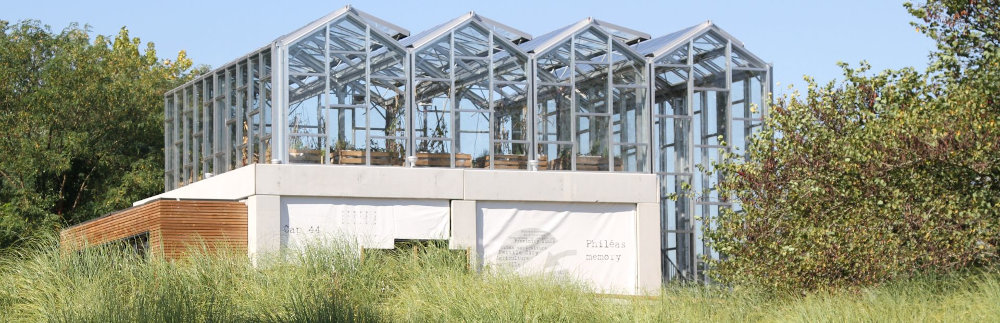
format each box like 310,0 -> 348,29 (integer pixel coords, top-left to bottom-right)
0,21 -> 198,249
708,0 -> 1000,291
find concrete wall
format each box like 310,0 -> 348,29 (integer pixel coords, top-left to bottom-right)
142,164 -> 661,294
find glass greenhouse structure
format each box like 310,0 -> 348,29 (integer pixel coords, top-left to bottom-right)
163,6 -> 771,282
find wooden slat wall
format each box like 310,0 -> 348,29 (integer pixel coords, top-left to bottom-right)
60,200 -> 248,259
60,202 -> 164,256
158,200 -> 248,259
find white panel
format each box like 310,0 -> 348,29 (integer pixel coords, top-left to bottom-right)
478,201 -> 638,295
255,164 -> 465,199
464,170 -> 659,203
134,164 -> 256,206
280,196 -> 449,249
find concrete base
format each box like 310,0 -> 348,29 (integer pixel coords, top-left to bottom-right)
138,164 -> 661,294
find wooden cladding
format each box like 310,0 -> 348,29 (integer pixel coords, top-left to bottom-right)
60,200 -> 248,259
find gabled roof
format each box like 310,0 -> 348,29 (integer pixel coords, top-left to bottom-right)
518,18 -> 650,55
277,5 -> 410,45
399,12 -> 532,49
634,20 -> 765,66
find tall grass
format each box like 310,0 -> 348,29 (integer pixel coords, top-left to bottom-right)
0,240 -> 998,322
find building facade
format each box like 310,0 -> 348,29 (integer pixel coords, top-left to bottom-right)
162,6 -> 771,282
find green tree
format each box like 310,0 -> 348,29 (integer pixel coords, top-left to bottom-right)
709,0 -> 1000,291
0,21 -> 197,249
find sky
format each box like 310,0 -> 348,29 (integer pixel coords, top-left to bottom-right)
6,1 -> 936,95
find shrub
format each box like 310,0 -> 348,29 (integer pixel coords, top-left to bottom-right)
709,0 -> 1000,291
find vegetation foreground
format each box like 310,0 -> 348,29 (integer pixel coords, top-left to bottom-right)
0,242 -> 997,322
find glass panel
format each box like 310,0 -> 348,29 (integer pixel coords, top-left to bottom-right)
263,79 -> 272,135
228,121 -> 239,170
694,90 -> 727,146
288,29 -> 326,74
654,117 -> 691,173
453,24 -> 490,57
656,97 -> 687,118
535,85 -> 572,142
693,54 -> 727,88
165,96 -> 175,181
415,139 -> 451,154
261,137 -> 272,164
250,112 -> 261,163
329,77 -> 365,107
289,135 -> 323,164
731,76 -> 747,119
655,66 -> 689,94
368,137 -> 406,166
694,146 -> 725,201
228,67 -> 239,119
251,58 -> 260,112
370,47 -> 406,78
493,52 -> 526,82
750,72 -> 765,119
414,139 -> 454,167
288,74 -> 324,111
456,111 -> 490,168
455,58 -> 489,86
612,59 -> 642,84
328,17 -> 367,52
415,38 -> 451,79
614,144 -> 647,172
185,88 -> 195,183
490,142 -> 529,170
262,50 -> 272,75
456,80 -> 489,111
329,52 -> 366,82
575,72 -> 608,114
613,87 -> 645,144
238,63 -> 250,167
692,33 -> 725,55
731,119 -> 748,156
415,81 -> 451,139
289,77 -> 326,135
536,143 -> 572,171
494,85 -> 528,141
731,48 -> 764,68
577,115 -> 610,170
536,43 -> 571,83
574,28 -> 608,62
288,77 -> 325,164
202,84 -> 214,172
369,79 -> 407,137
656,46 -> 689,65
575,62 -> 607,84
329,105 -> 363,152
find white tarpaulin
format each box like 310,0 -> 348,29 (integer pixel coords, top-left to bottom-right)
477,201 -> 638,295
280,197 -> 449,249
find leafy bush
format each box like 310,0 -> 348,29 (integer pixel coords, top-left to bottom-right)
709,0 -> 1000,291
0,21 -> 199,249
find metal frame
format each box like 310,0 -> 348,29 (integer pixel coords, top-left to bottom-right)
162,7 -> 771,284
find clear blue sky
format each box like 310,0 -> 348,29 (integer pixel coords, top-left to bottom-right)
6,1 -> 935,95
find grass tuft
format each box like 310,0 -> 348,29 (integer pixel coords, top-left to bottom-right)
0,239 -> 997,322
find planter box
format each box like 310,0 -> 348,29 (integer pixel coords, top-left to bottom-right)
415,152 -> 471,167
484,154 -> 548,170
550,156 -> 622,171
332,150 -> 403,166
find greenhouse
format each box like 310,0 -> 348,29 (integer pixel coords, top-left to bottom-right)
162,5 -> 771,283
